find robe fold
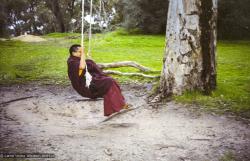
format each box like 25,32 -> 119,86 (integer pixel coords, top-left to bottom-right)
67,56 -> 113,98
67,55 -> 125,116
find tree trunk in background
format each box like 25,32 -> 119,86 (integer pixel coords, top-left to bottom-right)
46,0 -> 66,32
0,1 -> 8,37
158,0 -> 217,98
68,0 -> 75,18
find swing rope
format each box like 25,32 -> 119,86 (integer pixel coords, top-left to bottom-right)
81,0 -> 106,88
81,0 -> 92,88
87,0 -> 93,57
81,0 -> 85,48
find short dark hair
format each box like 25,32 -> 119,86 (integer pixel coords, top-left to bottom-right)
69,44 -> 81,56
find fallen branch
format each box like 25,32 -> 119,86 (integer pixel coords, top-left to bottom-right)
188,137 -> 211,141
103,70 -> 160,79
97,61 -> 151,72
0,96 -> 36,107
156,144 -> 185,150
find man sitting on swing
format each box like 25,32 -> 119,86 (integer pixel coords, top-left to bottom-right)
67,44 -> 129,116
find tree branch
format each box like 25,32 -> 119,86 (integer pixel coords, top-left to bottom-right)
103,70 -> 160,79
97,61 -> 151,72
0,96 -> 36,107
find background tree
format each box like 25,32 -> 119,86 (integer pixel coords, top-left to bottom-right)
0,0 -> 55,36
0,0 -> 8,37
114,0 -> 168,34
0,0 -> 250,38
0,0 -> 117,36
115,0 -> 250,38
218,0 -> 250,39
154,0 -> 217,101
4,0 -> 28,36
45,0 -> 66,32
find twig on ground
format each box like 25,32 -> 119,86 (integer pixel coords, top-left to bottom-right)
156,144 -> 185,150
188,137 -> 211,141
0,96 -> 37,107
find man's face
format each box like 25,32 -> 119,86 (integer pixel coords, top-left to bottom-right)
72,47 -> 82,57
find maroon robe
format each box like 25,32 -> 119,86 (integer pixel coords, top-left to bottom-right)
67,56 -> 126,116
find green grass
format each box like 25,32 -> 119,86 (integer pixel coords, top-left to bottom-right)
0,30 -> 164,84
44,32 -> 81,38
219,152 -> 237,161
0,30 -> 249,117
175,41 -> 250,117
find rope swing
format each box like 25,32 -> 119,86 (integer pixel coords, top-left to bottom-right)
81,0 -> 92,88
81,0 -> 93,58
79,0 -> 157,86
81,0 -> 85,48
88,0 -> 93,57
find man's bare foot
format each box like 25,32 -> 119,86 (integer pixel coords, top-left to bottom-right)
122,104 -> 132,109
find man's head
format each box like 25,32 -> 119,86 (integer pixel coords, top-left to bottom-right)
69,44 -> 82,57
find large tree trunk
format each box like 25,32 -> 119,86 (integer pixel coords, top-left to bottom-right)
158,0 -> 217,98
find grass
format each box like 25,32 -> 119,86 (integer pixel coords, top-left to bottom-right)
175,41 -> 250,117
219,152 -> 237,161
0,29 -> 249,117
0,30 -> 164,84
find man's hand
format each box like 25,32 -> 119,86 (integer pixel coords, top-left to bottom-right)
80,47 -> 85,56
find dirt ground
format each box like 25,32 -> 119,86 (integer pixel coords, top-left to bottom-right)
0,83 -> 250,161
11,35 -> 47,42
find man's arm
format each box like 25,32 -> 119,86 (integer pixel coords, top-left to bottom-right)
79,47 -> 86,76
79,47 -> 86,70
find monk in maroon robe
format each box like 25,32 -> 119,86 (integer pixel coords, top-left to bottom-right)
67,44 -> 129,116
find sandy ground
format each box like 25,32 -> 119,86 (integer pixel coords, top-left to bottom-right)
11,35 -> 46,42
0,83 -> 250,161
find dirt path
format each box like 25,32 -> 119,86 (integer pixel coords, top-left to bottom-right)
0,83 -> 249,161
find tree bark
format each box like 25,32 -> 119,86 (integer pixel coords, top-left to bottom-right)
46,0 -> 66,32
158,0 -> 217,98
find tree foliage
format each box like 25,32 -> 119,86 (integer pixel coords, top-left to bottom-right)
114,0 -> 168,34
218,0 -> 250,39
0,0 -> 250,39
116,0 -> 250,38
0,0 -> 116,37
